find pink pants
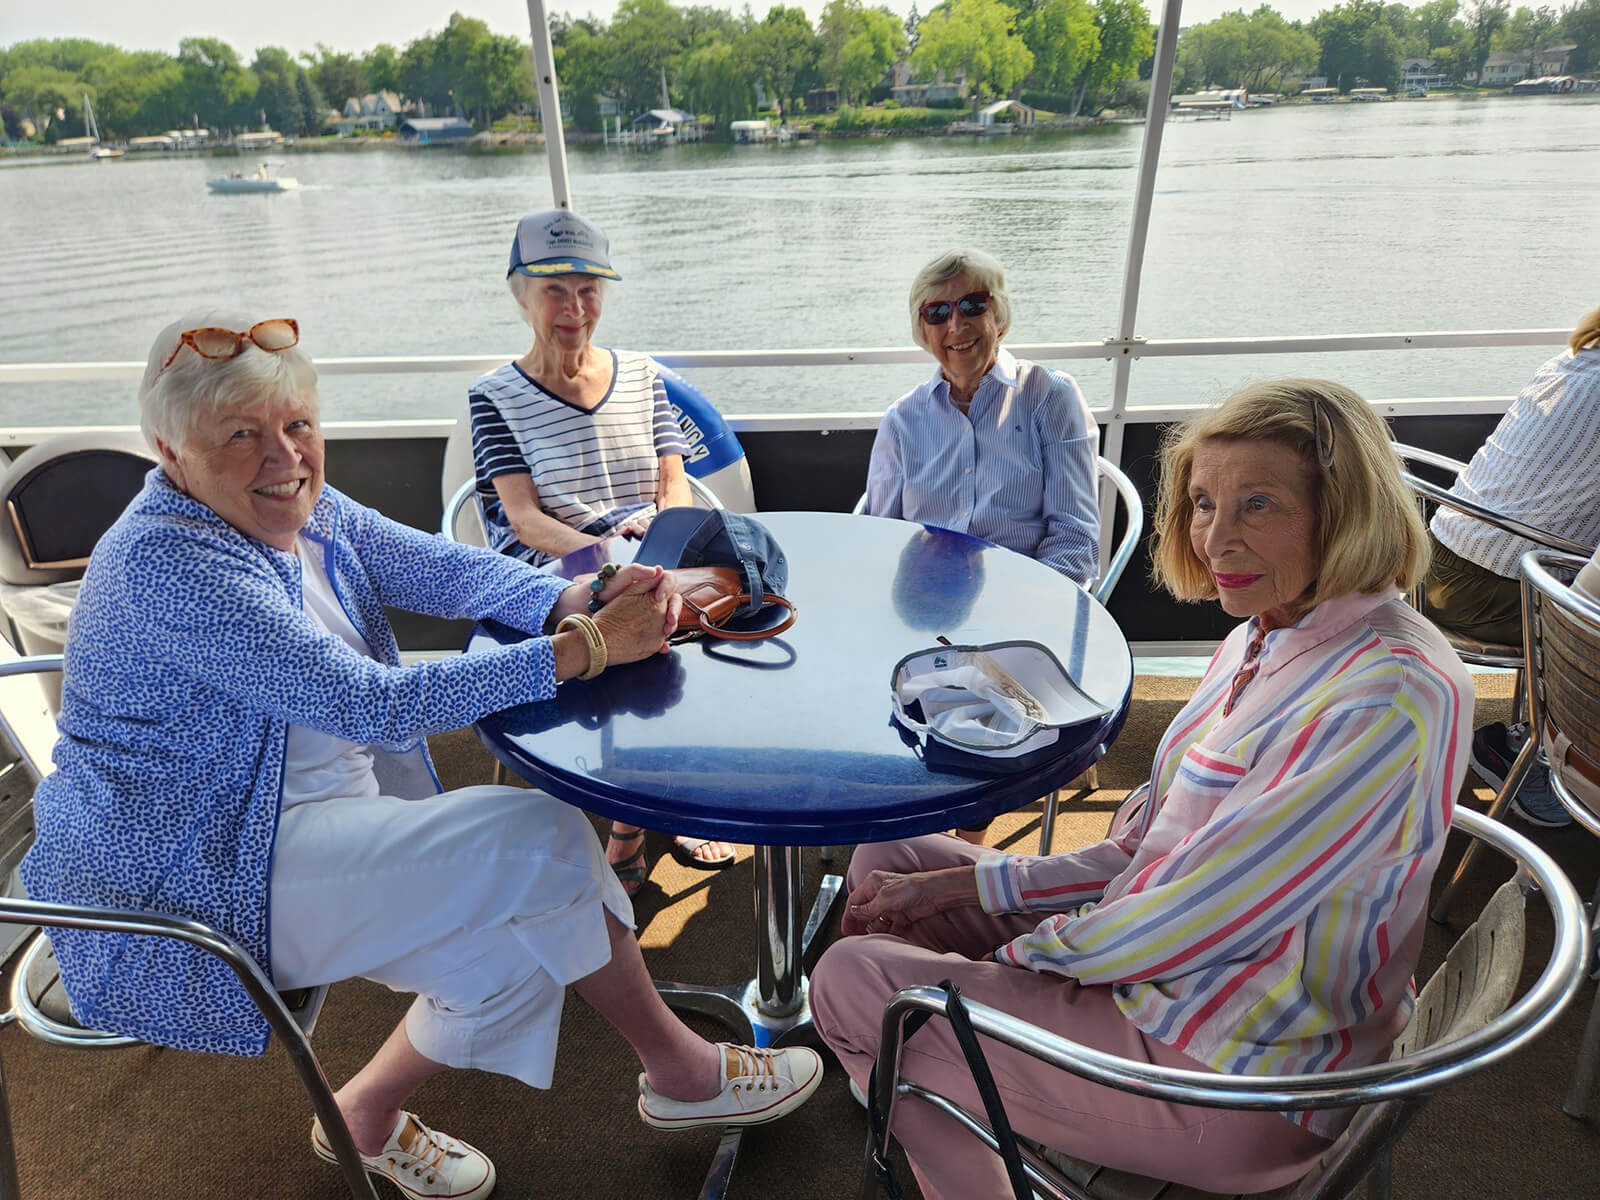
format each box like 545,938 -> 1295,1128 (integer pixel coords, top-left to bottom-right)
810,836 -> 1331,1200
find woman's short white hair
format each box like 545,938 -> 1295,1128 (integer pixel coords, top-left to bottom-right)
908,249 -> 1012,352
138,311 -> 319,453
508,271 -> 611,329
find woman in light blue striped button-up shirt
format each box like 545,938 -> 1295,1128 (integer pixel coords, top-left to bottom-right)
864,249 -> 1103,842
864,249 -> 1101,586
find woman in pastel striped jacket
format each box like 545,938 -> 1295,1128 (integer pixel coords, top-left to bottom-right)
812,379 -> 1474,1199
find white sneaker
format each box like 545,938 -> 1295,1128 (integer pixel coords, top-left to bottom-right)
637,1043 -> 824,1130
312,1111 -> 496,1200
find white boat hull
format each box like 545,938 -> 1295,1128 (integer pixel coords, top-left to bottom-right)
206,177 -> 300,193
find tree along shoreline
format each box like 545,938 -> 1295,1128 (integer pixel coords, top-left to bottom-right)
2,114 -> 1118,160
2,86 -> 1571,165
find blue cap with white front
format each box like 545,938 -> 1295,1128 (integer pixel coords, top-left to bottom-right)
507,210 -> 621,280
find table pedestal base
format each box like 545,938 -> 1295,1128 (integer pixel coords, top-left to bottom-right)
651,848 -> 843,1200
653,861 -> 843,1046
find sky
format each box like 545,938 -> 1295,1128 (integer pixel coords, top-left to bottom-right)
9,0 -> 1334,60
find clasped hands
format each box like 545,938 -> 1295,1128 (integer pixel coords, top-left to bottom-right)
842,864 -> 980,937
552,563 -> 683,667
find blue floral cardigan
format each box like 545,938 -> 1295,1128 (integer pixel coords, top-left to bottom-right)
20,470 -> 568,1056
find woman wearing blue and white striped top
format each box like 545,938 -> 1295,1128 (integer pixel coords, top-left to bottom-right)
472,210 -> 734,885
471,211 -> 692,567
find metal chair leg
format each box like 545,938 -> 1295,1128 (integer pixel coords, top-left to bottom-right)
1430,735 -> 1539,923
1562,902 -> 1600,1118
1562,977 -> 1600,1117
1365,1148 -> 1393,1200
1038,789 -> 1060,855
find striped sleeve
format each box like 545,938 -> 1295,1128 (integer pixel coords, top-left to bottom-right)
1031,369 -> 1100,586
863,404 -> 908,518
647,363 -> 692,459
975,823 -> 1138,914
995,686 -> 1432,986
1433,350 -> 1600,576
469,385 -> 530,483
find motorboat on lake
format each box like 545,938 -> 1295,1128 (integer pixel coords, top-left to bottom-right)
206,162 -> 300,193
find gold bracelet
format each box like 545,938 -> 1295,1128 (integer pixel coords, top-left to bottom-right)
556,614 -> 607,680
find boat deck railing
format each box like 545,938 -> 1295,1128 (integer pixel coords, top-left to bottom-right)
0,325 -> 1570,447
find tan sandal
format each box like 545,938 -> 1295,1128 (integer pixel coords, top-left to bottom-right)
607,827 -> 648,896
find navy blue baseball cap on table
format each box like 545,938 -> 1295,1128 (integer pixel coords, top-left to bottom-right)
507,209 -> 621,280
634,508 -> 788,621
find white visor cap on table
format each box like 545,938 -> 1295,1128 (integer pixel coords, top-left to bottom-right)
892,641 -> 1110,758
508,209 -> 621,280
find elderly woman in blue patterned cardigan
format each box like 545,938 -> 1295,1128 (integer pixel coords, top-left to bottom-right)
18,313 -> 821,1200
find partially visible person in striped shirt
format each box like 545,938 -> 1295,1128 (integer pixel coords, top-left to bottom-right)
1422,302 -> 1600,646
475,209 -> 733,888
863,248 -> 1100,588
471,351 -> 689,566
812,378 -> 1473,1200
1419,302 -> 1600,829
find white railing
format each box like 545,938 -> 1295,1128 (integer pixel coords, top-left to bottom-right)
0,327 -> 1568,388
0,325 -> 1570,444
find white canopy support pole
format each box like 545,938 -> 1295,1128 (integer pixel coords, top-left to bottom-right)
1102,0 -> 1183,474
524,0 -> 573,210
1096,0 -> 1182,579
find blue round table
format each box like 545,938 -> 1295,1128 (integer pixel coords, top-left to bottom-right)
472,511 -> 1132,840
469,512 -> 1133,1053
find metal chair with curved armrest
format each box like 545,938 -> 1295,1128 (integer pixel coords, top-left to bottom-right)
852,455 -> 1142,607
440,477 -> 488,545
1085,455 -> 1143,609
0,655 -> 134,1049
1455,549 -> 1600,1120
1392,441 -> 1591,674
861,807 -> 1590,1200
0,433 -> 157,711
0,657 -> 377,1200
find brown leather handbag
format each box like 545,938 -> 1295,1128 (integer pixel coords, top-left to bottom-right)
671,566 -> 797,641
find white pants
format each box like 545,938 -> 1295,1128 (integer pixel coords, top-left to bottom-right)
268,785 -> 632,1089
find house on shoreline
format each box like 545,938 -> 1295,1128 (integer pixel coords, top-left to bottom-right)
1482,52 -> 1531,87
334,92 -> 404,136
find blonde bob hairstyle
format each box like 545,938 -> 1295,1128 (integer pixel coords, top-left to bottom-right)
139,312 -> 319,455
1570,304 -> 1600,354
908,249 -> 1012,353
1151,378 -> 1429,608
507,270 -> 611,330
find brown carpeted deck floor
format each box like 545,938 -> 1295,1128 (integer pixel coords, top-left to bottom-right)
3,674 -> 1596,1198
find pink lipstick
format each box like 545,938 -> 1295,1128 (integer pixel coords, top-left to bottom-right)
1214,573 -> 1262,590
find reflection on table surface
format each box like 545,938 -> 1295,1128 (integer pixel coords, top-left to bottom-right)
471,511 -> 1133,844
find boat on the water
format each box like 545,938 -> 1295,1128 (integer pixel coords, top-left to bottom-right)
81,93 -> 122,160
206,162 -> 300,193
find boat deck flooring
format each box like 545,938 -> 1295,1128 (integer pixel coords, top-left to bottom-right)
2,673 -> 1596,1198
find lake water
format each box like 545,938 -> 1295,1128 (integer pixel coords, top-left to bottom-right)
3,95 -> 1598,428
